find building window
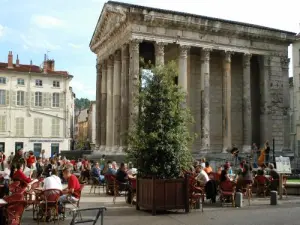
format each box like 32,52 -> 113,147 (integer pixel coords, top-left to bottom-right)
35,92 -> 42,107
17,78 -> 25,85
52,118 -> 60,137
35,79 -> 43,87
0,90 -> 6,105
52,93 -> 60,107
0,115 -> 6,132
0,142 -> 4,152
17,91 -> 25,106
53,81 -> 60,88
33,143 -> 42,157
0,77 -> 6,84
16,117 -> 24,136
34,118 -> 42,136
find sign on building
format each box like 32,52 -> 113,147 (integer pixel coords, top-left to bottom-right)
275,156 -> 291,174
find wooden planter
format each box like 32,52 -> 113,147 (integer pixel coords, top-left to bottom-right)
136,176 -> 189,215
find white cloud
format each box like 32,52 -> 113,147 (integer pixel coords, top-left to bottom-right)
31,15 -> 65,29
68,43 -> 83,49
70,80 -> 96,99
21,34 -> 61,51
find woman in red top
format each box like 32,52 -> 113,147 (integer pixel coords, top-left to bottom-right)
13,164 -> 32,187
26,151 -> 36,168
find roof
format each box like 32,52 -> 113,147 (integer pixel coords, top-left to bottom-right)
0,62 -> 69,76
107,1 -> 296,35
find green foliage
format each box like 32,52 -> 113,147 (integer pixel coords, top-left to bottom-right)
127,61 -> 193,179
75,98 -> 91,110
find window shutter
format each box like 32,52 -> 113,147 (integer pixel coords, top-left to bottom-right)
12,91 -> 16,106
42,92 -> 46,108
60,92 -> 64,108
24,92 -> 29,106
39,118 -> 43,136
31,92 -> 35,107
51,118 -> 55,136
34,118 -> 37,135
48,92 -> 52,107
5,90 -> 10,106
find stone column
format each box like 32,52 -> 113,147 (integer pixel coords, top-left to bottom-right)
281,56 -> 290,150
95,61 -> 102,150
242,53 -> 252,153
178,45 -> 190,93
155,42 -> 165,66
120,44 -> 129,150
222,51 -> 233,153
106,55 -> 114,152
113,50 -> 121,151
128,39 -> 141,133
100,60 -> 107,150
201,48 -> 212,152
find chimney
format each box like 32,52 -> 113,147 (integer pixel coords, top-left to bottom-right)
46,60 -> 55,72
7,51 -> 13,68
43,54 -> 47,73
30,60 -> 32,66
16,54 -> 20,67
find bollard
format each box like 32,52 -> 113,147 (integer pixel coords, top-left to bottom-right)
235,192 -> 243,207
270,191 -> 278,205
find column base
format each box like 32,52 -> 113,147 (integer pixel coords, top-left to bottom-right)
112,145 -> 120,152
99,145 -> 106,151
95,145 -> 100,150
105,146 -> 112,152
242,145 -> 251,153
222,147 -> 230,154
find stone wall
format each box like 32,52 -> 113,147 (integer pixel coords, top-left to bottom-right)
209,51 -> 223,152
231,54 -> 243,148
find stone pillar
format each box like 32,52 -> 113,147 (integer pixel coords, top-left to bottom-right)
106,55 -> 114,151
281,56 -> 290,150
113,50 -> 121,151
178,45 -> 190,93
120,44 -> 129,150
201,48 -> 212,152
155,42 -> 165,66
100,60 -> 107,150
222,51 -> 233,153
128,39 -> 141,133
95,61 -> 102,150
242,53 -> 252,153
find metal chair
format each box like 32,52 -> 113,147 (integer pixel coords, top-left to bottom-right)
69,207 -> 107,225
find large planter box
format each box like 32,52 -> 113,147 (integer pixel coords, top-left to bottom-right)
136,176 -> 189,215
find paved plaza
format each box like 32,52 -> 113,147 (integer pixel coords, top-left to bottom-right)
21,186 -> 300,225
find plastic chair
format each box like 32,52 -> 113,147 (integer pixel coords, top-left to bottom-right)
219,180 -> 236,207
89,177 -> 105,195
4,193 -> 24,203
62,184 -> 85,220
255,175 -> 268,197
69,207 -> 107,225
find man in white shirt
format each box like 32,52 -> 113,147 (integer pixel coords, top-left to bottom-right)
196,165 -> 209,186
43,169 -> 63,190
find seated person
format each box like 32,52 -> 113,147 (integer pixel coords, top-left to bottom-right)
59,168 -> 81,209
220,168 -> 230,183
269,163 -> 279,190
44,169 -> 62,191
105,163 -> 117,175
13,164 -> 33,187
116,163 -> 129,191
204,162 -> 213,174
196,165 -> 209,186
91,162 -> 105,183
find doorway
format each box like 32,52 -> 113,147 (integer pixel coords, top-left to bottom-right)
51,143 -> 59,157
15,142 -> 23,154
33,143 -> 42,157
0,142 -> 5,153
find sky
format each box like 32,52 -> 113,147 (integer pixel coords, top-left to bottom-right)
0,0 -> 299,100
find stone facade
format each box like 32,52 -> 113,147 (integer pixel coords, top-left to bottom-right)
90,1 -> 295,157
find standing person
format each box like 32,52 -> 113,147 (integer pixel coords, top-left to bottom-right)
7,152 -> 14,164
26,151 -> 36,168
231,145 -> 239,166
264,141 -> 270,165
41,149 -> 46,162
252,143 -> 258,165
10,149 -> 25,178
100,155 -> 106,170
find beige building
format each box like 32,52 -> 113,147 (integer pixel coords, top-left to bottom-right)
290,34 -> 300,157
0,52 -> 75,157
90,1 -> 295,157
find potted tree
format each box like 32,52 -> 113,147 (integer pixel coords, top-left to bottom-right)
127,61 -> 193,215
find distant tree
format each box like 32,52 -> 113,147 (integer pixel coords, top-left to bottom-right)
75,98 -> 91,110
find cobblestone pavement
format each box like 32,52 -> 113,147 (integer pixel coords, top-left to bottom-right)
21,186 -> 300,225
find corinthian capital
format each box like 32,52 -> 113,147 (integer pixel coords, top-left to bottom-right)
201,48 -> 212,62
107,55 -> 114,67
155,42 -> 166,55
121,44 -> 129,59
130,39 -> 142,52
223,50 -> 233,63
280,56 -> 290,69
243,53 -> 252,68
179,45 -> 190,58
114,50 -> 121,61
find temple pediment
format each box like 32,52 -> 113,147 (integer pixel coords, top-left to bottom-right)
90,3 -> 127,52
